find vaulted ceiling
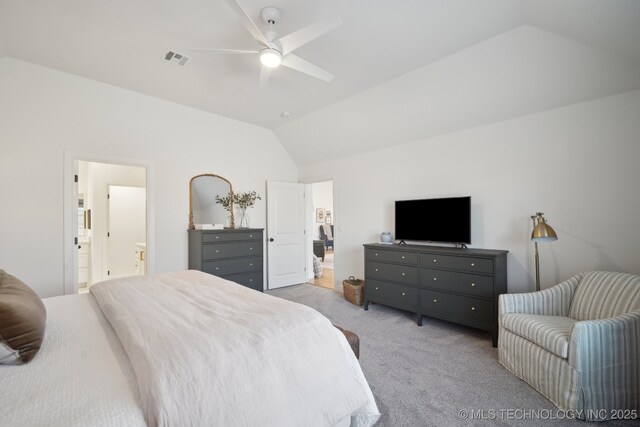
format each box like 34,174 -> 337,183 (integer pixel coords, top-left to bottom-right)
1,0 -> 639,166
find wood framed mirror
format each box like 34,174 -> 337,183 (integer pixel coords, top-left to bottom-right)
189,174 -> 234,230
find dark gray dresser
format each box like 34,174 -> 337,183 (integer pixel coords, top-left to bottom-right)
189,229 -> 264,291
363,243 -> 507,346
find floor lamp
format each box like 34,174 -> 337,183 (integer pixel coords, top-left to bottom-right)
531,212 -> 558,291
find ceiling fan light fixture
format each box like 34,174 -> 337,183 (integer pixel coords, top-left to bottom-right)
260,49 -> 282,68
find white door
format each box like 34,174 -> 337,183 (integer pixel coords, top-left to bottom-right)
267,181 -> 306,289
108,185 -> 146,279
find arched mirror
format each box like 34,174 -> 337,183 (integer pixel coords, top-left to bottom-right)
189,174 -> 234,230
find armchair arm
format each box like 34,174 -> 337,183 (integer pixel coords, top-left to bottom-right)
570,310 -> 640,368
569,310 -> 640,414
499,273 -> 582,317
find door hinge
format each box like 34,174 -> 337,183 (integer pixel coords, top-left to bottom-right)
107,194 -> 110,199
74,237 -> 78,245
107,232 -> 110,237
74,174 -> 78,183
107,270 -> 110,276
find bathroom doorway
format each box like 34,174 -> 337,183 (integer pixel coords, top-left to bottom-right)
75,160 -> 147,293
307,180 -> 334,290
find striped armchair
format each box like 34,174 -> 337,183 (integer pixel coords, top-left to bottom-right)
498,271 -> 640,420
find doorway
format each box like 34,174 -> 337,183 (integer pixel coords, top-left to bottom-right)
75,160 -> 147,293
307,181 -> 334,290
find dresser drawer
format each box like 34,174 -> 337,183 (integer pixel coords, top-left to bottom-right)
203,231 -> 262,243
224,271 -> 263,291
366,261 -> 418,285
420,268 -> 494,298
203,257 -> 262,276
203,242 -> 262,260
366,279 -> 417,306
365,249 -> 417,265
420,253 -> 493,274
420,290 -> 493,323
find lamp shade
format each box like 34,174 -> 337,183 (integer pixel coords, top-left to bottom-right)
531,213 -> 558,242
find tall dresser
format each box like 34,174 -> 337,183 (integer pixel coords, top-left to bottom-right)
363,243 -> 507,346
189,229 -> 264,291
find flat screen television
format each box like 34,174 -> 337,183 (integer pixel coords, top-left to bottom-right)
395,196 -> 471,244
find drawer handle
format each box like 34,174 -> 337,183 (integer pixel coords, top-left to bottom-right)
216,236 -> 219,239
433,299 -> 437,303
433,259 -> 437,263
249,279 -> 253,282
375,287 -> 379,290
401,273 -> 405,276
249,247 -> 253,250
402,292 -> 405,296
433,277 -> 437,281
215,267 -> 219,271
471,263 -> 475,267
249,263 -> 253,266
401,255 -> 405,259
216,250 -> 219,253
471,283 -> 475,287
375,253 -> 378,256
249,235 -> 253,238
375,268 -> 379,272
471,307 -> 476,311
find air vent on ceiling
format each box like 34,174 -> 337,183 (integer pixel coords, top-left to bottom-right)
165,51 -> 190,66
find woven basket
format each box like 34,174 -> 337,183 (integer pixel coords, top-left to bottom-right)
343,276 -> 365,306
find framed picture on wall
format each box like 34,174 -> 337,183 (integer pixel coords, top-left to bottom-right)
316,208 -> 325,223
325,211 -> 332,224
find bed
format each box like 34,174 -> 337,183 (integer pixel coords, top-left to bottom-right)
0,270 -> 380,427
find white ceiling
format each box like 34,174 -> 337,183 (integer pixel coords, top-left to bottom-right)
1,0 -> 639,166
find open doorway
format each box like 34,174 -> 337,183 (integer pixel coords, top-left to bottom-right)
76,161 -> 147,293
307,180 -> 334,290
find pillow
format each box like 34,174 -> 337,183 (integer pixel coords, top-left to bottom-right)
0,270 -> 46,364
312,255 -> 323,278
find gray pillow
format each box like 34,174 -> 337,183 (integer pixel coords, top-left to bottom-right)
0,270 -> 46,364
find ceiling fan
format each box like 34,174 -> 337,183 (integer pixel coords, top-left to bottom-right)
192,0 -> 342,86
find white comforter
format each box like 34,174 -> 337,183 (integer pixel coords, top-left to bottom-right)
90,270 -> 380,427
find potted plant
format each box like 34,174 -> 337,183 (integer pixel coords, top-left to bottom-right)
215,192 -> 234,228
343,276 -> 365,306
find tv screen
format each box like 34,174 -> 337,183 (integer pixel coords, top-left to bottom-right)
395,196 -> 471,244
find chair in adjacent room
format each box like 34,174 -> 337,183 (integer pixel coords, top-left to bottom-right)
319,224 -> 334,250
498,271 -> 640,420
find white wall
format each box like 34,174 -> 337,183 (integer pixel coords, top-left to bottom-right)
311,181 -> 333,240
300,90 -> 640,293
0,58 -> 298,297
0,24 -> 6,58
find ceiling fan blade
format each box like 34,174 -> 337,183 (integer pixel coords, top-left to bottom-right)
259,66 -> 272,88
277,15 -> 342,55
225,0 -> 271,47
190,48 -> 259,54
281,54 -> 334,82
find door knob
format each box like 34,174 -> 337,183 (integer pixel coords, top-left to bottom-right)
269,238 -> 274,242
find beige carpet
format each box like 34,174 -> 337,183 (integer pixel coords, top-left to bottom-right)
267,284 -> 633,427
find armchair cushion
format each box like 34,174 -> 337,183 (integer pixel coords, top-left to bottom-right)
501,314 -> 575,359
569,271 -> 640,321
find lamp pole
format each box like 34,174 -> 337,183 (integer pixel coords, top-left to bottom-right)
531,212 -> 557,292
534,241 -> 540,291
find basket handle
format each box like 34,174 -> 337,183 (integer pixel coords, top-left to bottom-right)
348,275 -> 355,280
